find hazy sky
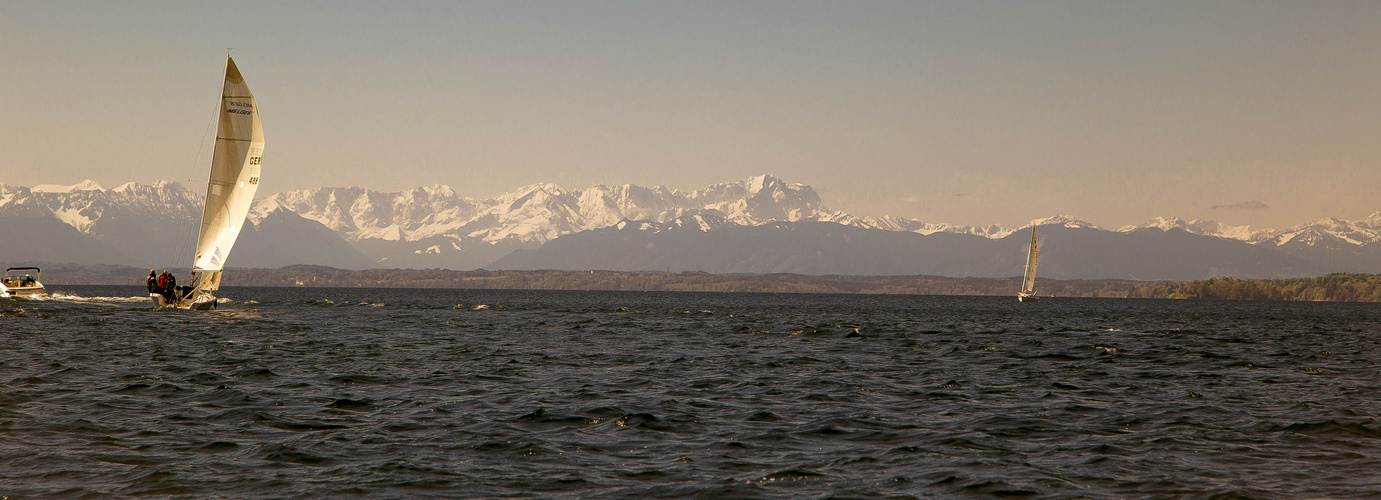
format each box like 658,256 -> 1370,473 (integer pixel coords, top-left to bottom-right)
3,0 -> 1379,230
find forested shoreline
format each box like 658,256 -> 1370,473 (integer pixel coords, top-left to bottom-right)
19,263 -> 1381,302
1144,274 -> 1381,302
228,267 -> 1165,298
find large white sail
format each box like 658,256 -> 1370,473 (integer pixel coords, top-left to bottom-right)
191,57 -> 263,297
1020,227 -> 1039,295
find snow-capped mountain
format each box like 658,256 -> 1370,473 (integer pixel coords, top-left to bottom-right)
257,174 -> 841,245
2,180 -> 199,231
1253,213 -> 1381,247
249,175 -> 868,268
0,181 -> 201,266
490,217 -> 1326,280
0,181 -> 368,269
246,173 -> 1381,272
250,184 -> 480,242
251,174 -> 1105,265
1119,217 -> 1259,241
5,175 -> 1380,276
1118,213 -> 1381,248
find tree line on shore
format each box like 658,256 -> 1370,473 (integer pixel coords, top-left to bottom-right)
214,269 -> 1381,302
227,267 -> 1381,302
1141,274 -> 1381,302
216,266 -> 1163,297
17,263 -> 1381,302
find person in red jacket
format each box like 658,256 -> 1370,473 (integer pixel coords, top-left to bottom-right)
158,271 -> 176,303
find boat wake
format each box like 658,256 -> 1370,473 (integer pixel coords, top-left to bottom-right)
29,292 -> 150,304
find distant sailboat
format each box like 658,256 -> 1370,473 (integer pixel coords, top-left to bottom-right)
1018,227 -> 1039,302
152,56 -> 264,310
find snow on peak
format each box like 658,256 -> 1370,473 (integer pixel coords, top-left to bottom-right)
412,184 -> 457,198
1119,216 -> 1256,241
17,175 -> 1381,257
612,213 -> 728,235
1253,213 -> 1381,247
1,178 -> 203,237
110,180 -> 182,193
251,174 -> 841,247
32,180 -> 104,193
1121,216 -> 1185,232
506,182 -> 563,198
1027,215 -> 1098,230
247,198 -> 282,224
745,174 -> 783,195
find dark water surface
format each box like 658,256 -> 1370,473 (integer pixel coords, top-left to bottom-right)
3,286 -> 1380,498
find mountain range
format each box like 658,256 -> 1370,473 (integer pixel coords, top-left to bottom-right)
2,175 -> 1377,280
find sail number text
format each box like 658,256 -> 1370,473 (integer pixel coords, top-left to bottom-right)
227,101 -> 253,115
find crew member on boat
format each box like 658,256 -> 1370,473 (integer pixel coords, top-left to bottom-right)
158,271 -> 177,303
146,270 -> 159,295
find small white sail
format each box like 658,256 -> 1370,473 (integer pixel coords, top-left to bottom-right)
1019,227 -> 1039,301
188,57 -> 263,307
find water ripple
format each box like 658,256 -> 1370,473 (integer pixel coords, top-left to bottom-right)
2,286 -> 1380,497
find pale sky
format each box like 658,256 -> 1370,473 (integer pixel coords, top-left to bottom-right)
3,0 -> 1379,230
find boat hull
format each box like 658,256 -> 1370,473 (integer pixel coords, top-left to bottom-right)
150,293 -> 217,310
1018,293 -> 1039,302
6,284 -> 46,297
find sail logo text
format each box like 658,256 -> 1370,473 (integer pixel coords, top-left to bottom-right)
227,109 -> 252,115
228,101 -> 253,108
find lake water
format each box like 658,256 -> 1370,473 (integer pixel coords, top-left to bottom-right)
2,286 -> 1380,498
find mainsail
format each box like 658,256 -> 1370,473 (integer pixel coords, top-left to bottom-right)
189,56 -> 263,304
1020,227 -> 1039,295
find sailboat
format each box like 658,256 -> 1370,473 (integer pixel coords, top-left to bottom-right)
152,56 -> 264,310
1017,226 -> 1039,302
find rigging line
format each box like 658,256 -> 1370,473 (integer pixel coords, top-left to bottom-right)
172,81 -> 222,275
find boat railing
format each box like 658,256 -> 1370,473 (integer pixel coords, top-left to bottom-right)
2,267 -> 41,287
